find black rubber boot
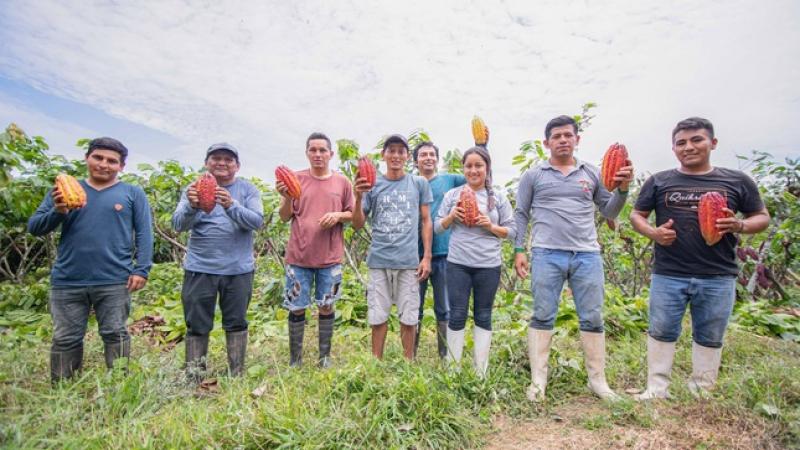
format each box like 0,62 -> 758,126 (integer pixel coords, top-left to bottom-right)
103,338 -> 131,371
50,346 -> 83,383
226,330 -> 248,377
318,314 -> 334,369
437,321 -> 449,360
288,315 -> 305,367
185,334 -> 209,384
413,323 -> 422,358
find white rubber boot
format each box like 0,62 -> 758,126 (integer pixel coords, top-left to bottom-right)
446,327 -> 465,366
634,335 -> 677,400
687,341 -> 723,396
580,331 -> 620,401
526,328 -> 554,402
473,326 -> 492,378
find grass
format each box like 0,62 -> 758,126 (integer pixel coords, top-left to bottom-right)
1,317 -> 799,449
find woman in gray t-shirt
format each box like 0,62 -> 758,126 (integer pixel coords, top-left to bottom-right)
434,147 -> 515,377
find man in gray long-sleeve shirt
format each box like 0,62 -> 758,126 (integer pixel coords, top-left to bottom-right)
28,137 -> 153,382
172,143 -> 263,382
513,115 -> 633,402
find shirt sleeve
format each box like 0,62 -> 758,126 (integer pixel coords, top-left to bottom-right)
634,176 -> 657,212
341,177 -> 354,212
737,172 -> 765,214
434,188 -> 456,234
27,189 -> 67,236
224,182 -> 264,231
496,193 -> 517,242
419,177 -> 433,205
513,169 -> 535,248
453,174 -> 467,188
131,186 -> 154,278
171,187 -> 199,232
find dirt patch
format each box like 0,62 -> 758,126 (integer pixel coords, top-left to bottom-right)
128,315 -> 179,351
486,397 -> 783,450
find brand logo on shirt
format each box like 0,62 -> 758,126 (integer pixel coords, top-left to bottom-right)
114,203 -> 123,211
578,179 -> 592,193
664,188 -> 726,211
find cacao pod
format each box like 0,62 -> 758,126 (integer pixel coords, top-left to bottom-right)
458,187 -> 480,227
275,165 -> 301,199
357,156 -> 377,188
54,173 -> 87,209
697,191 -> 728,246
600,142 -> 629,191
196,172 -> 218,213
471,116 -> 489,146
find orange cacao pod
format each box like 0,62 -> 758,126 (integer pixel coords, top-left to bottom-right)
698,191 -> 728,246
55,173 -> 87,209
275,165 -> 301,199
196,172 -> 218,213
471,116 -> 489,146
458,187 -> 480,227
600,143 -> 629,191
357,156 -> 377,188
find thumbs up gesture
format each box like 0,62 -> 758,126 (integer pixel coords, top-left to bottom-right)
653,218 -> 677,246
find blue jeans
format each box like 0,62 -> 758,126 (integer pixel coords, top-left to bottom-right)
50,284 -> 131,352
447,262 -> 501,331
529,248 -> 605,332
648,274 -> 736,348
283,264 -> 343,312
418,255 -> 450,322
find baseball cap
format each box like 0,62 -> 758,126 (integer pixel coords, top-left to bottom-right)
206,142 -> 240,161
382,134 -> 409,151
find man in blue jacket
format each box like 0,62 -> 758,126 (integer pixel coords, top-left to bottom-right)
172,143 -> 263,382
28,137 -> 153,382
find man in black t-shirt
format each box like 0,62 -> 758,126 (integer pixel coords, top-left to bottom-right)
630,117 -> 769,399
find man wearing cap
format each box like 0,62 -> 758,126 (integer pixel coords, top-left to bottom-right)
352,134 -> 433,360
28,137 -> 154,382
172,143 -> 263,382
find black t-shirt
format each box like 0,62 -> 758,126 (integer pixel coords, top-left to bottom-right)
634,168 -> 764,277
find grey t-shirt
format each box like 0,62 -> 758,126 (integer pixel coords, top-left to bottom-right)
513,159 -> 627,252
363,174 -> 433,269
435,186 -> 516,268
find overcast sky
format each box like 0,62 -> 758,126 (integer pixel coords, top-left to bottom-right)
1,0 -> 798,184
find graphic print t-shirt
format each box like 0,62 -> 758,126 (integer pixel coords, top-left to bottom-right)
362,174 -> 433,269
634,168 -> 764,277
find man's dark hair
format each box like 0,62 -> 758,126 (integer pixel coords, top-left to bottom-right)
412,141 -> 439,162
672,117 -> 714,141
544,115 -> 578,140
86,137 -> 129,164
306,132 -> 332,150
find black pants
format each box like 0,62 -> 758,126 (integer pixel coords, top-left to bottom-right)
181,270 -> 254,335
446,262 -> 501,331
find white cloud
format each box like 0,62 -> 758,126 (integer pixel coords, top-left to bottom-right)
0,0 -> 798,182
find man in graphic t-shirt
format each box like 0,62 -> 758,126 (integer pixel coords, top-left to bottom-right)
277,132 -> 354,368
352,134 -> 433,360
630,117 -> 769,399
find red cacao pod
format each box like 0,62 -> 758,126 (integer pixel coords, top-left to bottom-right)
458,187 -> 480,227
196,172 -> 218,213
600,143 -> 629,191
697,191 -> 728,246
275,165 -> 301,199
357,156 -> 377,188
55,173 -> 87,209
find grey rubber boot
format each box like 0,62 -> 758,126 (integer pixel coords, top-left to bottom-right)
634,336 -> 677,401
289,317 -> 305,367
437,321 -> 448,360
185,334 -> 209,384
527,328 -> 554,402
103,338 -> 131,371
473,326 -> 493,379
580,331 -> 620,401
687,341 -> 723,396
226,330 -> 248,377
318,315 -> 334,368
446,327 -> 465,366
50,346 -> 84,383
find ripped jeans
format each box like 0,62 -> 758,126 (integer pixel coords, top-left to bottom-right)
283,264 -> 343,312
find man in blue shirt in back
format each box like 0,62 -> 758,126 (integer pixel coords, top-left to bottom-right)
172,143 -> 263,382
413,141 -> 465,360
28,137 -> 154,382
